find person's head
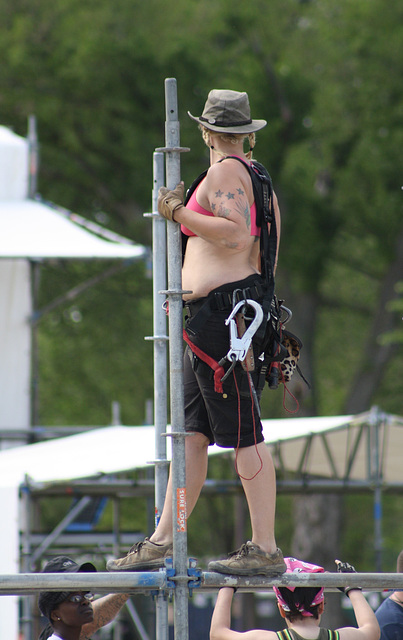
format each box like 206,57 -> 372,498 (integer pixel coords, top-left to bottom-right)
38,556 -> 97,632
273,557 -> 325,623
188,89 -> 266,159
396,550 -> 403,573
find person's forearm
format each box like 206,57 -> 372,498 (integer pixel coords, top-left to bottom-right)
210,588 -> 234,640
80,593 -> 130,639
348,590 -> 380,639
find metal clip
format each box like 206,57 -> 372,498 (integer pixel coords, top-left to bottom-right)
225,299 -> 263,362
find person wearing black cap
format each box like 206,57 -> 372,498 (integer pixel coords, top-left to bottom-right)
210,559 -> 380,640
107,89 -> 285,577
37,556 -> 129,640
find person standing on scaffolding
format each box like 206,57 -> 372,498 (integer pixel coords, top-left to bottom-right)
107,89 -> 286,576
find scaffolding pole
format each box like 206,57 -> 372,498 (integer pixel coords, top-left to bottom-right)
152,149 -> 170,640
2,571 -> 403,595
159,76 -> 190,640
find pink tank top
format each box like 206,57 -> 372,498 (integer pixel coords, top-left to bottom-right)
181,179 -> 260,237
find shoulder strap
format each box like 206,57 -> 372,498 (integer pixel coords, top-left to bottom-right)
218,155 -> 277,342
276,630 -> 294,640
328,631 -> 340,640
181,168 -> 208,263
183,169 -> 208,207
218,155 -> 277,282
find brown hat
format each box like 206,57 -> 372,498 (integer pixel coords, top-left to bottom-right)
188,89 -> 267,134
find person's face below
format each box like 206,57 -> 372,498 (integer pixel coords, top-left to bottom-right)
52,592 -> 94,627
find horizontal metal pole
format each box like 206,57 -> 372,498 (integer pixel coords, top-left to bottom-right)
0,572 -> 167,595
0,571 -> 402,596
201,571 -> 403,591
25,477 -> 403,498
27,532 -> 143,548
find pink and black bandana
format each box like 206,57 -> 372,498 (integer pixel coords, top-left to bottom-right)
273,557 -> 325,617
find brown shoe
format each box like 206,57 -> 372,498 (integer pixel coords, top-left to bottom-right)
106,538 -> 173,572
208,542 -> 286,576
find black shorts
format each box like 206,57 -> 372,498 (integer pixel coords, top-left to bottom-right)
183,276 -> 265,449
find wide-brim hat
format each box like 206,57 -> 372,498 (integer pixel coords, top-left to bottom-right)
188,89 -> 267,134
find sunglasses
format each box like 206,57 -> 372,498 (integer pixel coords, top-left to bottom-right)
66,593 -> 94,604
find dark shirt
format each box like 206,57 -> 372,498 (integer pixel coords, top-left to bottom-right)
375,597 -> 403,640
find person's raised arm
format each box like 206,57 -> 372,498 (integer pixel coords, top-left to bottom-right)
210,588 -> 277,640
80,593 -> 130,640
335,561 -> 380,640
158,161 -> 255,250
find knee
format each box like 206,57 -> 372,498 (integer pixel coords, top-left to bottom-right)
187,431 -> 210,453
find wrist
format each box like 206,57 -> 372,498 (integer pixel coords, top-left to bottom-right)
172,204 -> 183,223
346,587 -> 362,597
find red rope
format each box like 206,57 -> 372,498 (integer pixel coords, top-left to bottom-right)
278,366 -> 300,414
233,361 -> 263,481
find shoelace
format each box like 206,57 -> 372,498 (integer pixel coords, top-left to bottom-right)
229,543 -> 251,559
128,539 -> 146,554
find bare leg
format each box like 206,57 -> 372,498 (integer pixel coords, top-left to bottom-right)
236,441 -> 278,554
150,432 -> 210,546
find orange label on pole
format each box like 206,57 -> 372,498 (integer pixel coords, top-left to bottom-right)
176,487 -> 187,532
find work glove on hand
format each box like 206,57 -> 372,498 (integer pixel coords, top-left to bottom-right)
335,559 -> 362,596
158,182 -> 184,221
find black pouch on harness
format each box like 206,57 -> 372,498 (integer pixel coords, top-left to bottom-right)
256,296 -> 307,391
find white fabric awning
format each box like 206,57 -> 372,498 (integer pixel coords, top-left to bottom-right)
0,199 -> 146,260
0,411 -> 402,489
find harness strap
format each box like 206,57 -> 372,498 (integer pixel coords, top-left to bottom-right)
183,329 -> 225,394
184,281 -> 265,337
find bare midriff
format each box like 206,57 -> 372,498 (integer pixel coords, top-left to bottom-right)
182,235 -> 260,300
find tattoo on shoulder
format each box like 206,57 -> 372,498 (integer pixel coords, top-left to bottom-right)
234,198 -> 251,230
212,187 -> 251,227
217,203 -> 231,218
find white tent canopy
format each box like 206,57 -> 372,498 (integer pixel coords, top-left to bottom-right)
0,123 -> 150,637
0,410 -> 402,489
0,125 -> 147,439
0,124 -> 146,262
0,199 -> 146,260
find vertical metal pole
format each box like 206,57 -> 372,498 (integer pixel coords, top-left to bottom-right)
152,151 -> 169,526
152,151 -> 170,640
27,114 -> 38,199
20,485 -> 33,640
369,407 -> 383,572
164,77 -> 189,640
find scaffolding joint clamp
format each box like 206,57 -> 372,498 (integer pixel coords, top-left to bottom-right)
187,558 -> 202,596
165,557 -> 176,589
